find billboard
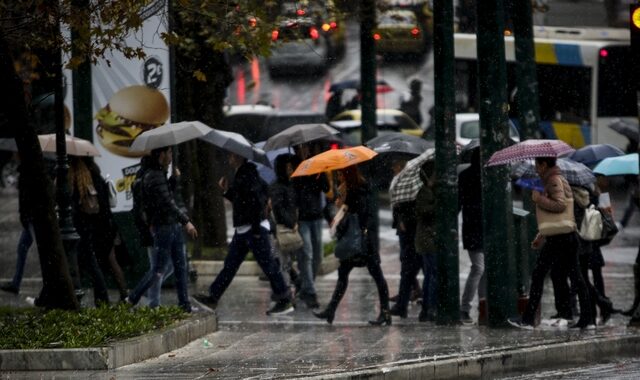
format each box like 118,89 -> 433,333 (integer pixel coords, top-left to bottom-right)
90,1 -> 170,212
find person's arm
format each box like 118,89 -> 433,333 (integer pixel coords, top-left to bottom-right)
533,176 -> 567,213
146,171 -> 191,226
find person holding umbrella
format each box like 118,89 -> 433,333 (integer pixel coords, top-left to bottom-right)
195,151 -> 294,315
508,155 -> 593,329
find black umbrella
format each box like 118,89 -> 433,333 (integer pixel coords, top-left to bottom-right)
365,132 -> 434,156
609,119 -> 639,142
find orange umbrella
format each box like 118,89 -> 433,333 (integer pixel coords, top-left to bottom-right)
291,146 -> 378,177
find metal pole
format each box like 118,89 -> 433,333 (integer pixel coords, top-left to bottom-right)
360,0 -> 377,143
433,0 -> 459,324
477,0 -> 517,327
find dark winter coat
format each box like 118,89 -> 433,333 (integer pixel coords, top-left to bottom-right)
225,161 -> 269,233
293,173 -> 329,221
142,162 -> 190,227
458,163 -> 483,251
414,170 -> 436,254
342,181 -> 379,265
269,181 -> 298,229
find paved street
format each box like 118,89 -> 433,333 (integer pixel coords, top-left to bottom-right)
2,184 -> 640,378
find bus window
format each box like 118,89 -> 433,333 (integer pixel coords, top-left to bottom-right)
598,45 -> 635,117
536,64 -> 591,123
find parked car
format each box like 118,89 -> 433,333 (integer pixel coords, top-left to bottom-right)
422,113 -> 521,148
267,17 -> 332,76
223,104 -> 328,142
280,0 -> 345,58
373,9 -> 427,56
331,109 -> 423,137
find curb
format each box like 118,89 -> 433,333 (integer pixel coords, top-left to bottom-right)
0,312 -> 217,371
193,255 -> 339,277
296,334 -> 640,379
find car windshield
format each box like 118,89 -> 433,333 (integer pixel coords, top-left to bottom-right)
460,120 -> 520,140
378,11 -> 416,25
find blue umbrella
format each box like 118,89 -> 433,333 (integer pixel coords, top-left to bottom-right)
593,153 -> 639,176
511,158 -> 595,186
568,144 -> 625,166
515,178 -> 544,192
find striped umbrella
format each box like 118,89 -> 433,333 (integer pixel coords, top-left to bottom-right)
487,139 -> 575,167
511,158 -> 596,186
389,148 -> 435,206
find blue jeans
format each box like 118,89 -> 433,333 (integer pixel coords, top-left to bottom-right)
297,219 -> 322,297
145,247 -> 175,308
11,226 -> 34,289
209,227 -> 291,303
421,253 -> 438,312
129,224 -> 190,311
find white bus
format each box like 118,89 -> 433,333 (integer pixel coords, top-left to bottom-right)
453,26 -> 636,149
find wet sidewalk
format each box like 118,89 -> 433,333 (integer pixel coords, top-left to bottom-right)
2,186 -> 640,378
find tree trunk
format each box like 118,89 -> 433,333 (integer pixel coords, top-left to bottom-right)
0,37 -> 79,310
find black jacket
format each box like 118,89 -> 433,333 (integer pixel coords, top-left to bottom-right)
225,161 -> 269,233
142,163 -> 190,227
269,181 -> 297,229
293,173 -> 329,221
459,163 -> 483,251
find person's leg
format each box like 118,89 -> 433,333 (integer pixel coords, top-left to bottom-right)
128,226 -> 172,305
460,249 -> 485,314
11,227 -> 34,289
394,229 -> 415,314
550,263 -> 573,319
366,258 -> 390,312
420,253 -> 438,316
146,246 -> 174,307
169,224 -> 191,312
208,232 -> 250,303
324,262 -> 354,313
564,234 -> 593,326
77,232 -> 110,306
522,240 -> 557,326
106,245 -> 128,301
296,221 -> 317,298
310,218 -> 324,278
251,227 -> 291,301
620,194 -> 636,228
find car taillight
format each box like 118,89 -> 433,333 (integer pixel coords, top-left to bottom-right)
322,23 -> 331,32
271,30 -> 279,41
373,33 -> 381,41
330,143 -> 339,150
296,9 -> 306,16
330,21 -> 337,29
248,17 -> 257,28
411,28 -> 420,37
309,27 -> 319,40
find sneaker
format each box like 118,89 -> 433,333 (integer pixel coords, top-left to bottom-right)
193,294 -> 218,310
460,311 -> 473,325
266,300 -> 294,316
0,282 -> 19,295
507,317 -> 534,330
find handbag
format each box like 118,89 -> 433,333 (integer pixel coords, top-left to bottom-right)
579,205 -> 603,241
535,195 -> 576,237
275,224 -> 304,253
334,212 -> 365,261
595,209 -> 618,247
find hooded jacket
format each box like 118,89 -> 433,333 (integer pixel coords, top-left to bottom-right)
225,161 -> 269,233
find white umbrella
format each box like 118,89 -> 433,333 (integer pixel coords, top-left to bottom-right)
37,134 -> 100,157
263,123 -> 339,151
199,129 -> 271,167
129,121 -> 213,152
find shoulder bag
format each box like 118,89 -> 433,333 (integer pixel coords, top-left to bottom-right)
334,212 -> 365,261
579,205 -> 603,241
536,177 -> 576,236
276,224 -> 304,253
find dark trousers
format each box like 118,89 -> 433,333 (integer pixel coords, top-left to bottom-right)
523,232 -> 591,325
77,230 -> 110,305
396,224 -> 421,312
209,227 -> 291,303
326,256 -> 389,314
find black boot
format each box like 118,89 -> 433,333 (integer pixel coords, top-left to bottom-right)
368,309 -> 392,326
313,308 -> 335,325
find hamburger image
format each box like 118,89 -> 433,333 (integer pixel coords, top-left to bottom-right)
95,85 -> 169,157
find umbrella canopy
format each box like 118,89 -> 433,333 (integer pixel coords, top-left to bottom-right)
515,178 -> 544,192
38,134 -> 100,157
389,148 -> 435,206
486,139 -> 574,167
199,129 -> 271,167
291,146 -> 377,177
593,153 -> 639,176
608,119 -> 639,142
129,121 -> 213,152
511,158 -> 596,186
329,79 -> 393,94
568,144 -> 625,166
263,123 -> 339,151
365,132 -> 434,156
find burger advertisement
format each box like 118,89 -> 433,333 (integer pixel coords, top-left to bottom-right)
90,2 -> 169,213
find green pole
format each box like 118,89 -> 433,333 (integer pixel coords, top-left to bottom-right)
508,0 -> 542,294
360,0 -> 377,143
477,0 -> 517,327
433,0 -> 459,325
